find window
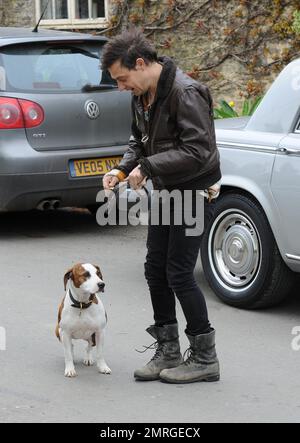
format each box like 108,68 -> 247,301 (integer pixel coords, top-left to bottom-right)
1,42 -> 115,93
36,0 -> 108,29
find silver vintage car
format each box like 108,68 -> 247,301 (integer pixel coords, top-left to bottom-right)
0,27 -> 131,212
200,57 -> 300,308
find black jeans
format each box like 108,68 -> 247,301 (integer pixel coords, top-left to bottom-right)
144,192 -> 215,335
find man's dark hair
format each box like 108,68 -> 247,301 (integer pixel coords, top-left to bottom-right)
101,27 -> 158,71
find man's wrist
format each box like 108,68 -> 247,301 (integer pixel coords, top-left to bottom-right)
106,169 -> 127,181
137,164 -> 146,178
137,160 -> 151,178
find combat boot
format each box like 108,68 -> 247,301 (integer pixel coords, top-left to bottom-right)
134,323 -> 183,381
159,329 -> 220,384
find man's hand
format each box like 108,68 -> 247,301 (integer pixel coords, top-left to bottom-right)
102,173 -> 119,190
102,168 -> 127,190
128,165 -> 146,190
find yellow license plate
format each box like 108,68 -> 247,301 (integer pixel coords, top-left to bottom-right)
70,156 -> 123,177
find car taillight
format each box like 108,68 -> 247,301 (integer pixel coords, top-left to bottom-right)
0,98 -> 24,129
19,99 -> 44,128
0,97 -> 44,129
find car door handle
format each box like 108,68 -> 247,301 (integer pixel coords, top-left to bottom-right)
278,147 -> 300,156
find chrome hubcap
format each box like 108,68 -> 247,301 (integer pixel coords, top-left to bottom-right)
208,209 -> 261,291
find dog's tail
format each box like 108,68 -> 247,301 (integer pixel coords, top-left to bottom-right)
55,296 -> 65,342
55,324 -> 61,342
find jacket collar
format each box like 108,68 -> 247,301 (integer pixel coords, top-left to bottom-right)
156,56 -> 177,99
135,56 -> 177,110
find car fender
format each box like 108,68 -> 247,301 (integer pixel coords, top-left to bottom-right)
219,149 -> 292,269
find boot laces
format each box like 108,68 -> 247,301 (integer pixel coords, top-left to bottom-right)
135,341 -> 164,361
182,347 -> 197,366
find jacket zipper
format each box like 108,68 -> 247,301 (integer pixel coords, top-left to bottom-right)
136,95 -> 163,155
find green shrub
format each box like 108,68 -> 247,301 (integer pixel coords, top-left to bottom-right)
213,97 -> 263,119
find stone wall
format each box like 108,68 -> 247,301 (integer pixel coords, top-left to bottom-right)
0,1 -> 3,24
0,0 -> 35,27
106,0 -> 300,109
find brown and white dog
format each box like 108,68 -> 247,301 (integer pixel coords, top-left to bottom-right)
55,263 -> 111,377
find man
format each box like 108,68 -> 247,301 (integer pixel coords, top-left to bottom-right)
101,28 -> 221,384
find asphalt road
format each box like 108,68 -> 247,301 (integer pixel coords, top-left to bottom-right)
0,208 -> 299,423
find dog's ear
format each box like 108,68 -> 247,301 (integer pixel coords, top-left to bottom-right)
93,264 -> 102,279
63,268 -> 73,290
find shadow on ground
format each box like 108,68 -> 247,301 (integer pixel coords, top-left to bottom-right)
0,208 -> 125,239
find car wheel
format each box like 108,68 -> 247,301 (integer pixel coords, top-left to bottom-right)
200,192 -> 295,308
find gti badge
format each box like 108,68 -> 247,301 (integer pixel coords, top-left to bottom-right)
85,101 -> 100,119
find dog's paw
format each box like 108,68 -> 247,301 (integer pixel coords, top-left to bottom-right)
97,364 -> 112,374
83,358 -> 94,366
64,367 -> 77,377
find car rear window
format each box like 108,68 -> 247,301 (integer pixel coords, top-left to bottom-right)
0,41 -> 115,93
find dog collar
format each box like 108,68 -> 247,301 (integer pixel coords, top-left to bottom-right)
69,290 -> 94,310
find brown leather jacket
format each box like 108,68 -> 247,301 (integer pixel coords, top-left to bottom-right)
118,56 -> 221,190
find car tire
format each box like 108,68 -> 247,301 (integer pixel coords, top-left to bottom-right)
200,192 -> 295,309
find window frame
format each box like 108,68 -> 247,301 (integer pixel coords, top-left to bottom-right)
35,0 -> 109,29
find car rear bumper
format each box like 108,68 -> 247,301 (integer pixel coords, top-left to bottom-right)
0,136 -> 127,211
0,171 -> 106,211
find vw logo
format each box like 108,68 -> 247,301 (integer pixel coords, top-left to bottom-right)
85,101 -> 100,119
